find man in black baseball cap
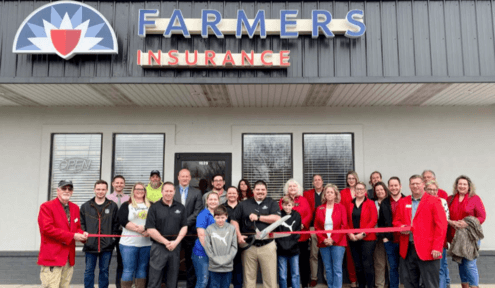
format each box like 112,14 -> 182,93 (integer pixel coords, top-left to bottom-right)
146,170 -> 163,203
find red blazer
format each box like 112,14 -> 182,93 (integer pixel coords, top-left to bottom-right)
38,198 -> 84,267
347,198 -> 378,241
303,189 -> 317,216
279,195 -> 312,242
340,188 -> 353,210
314,203 -> 348,247
393,193 -> 447,260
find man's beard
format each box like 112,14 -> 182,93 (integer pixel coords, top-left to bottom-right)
151,181 -> 161,189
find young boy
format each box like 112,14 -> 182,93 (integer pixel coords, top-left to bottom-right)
204,205 -> 238,288
276,196 -> 302,288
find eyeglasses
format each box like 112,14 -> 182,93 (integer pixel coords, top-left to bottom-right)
213,180 -> 224,183
60,187 -> 73,191
356,188 -> 366,191
425,188 -> 438,192
134,188 -> 145,191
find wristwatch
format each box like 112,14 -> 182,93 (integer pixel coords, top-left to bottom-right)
362,233 -> 367,237
257,213 -> 261,221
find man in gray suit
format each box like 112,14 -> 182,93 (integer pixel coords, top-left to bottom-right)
174,168 -> 203,288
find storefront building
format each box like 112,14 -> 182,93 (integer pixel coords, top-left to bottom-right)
0,0 -> 493,281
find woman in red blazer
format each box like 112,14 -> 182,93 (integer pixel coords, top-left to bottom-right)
278,179 -> 313,288
314,183 -> 347,288
447,175 -> 486,288
339,171 -> 359,287
347,182 -> 378,288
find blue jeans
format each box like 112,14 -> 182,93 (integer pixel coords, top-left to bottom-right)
384,242 -> 400,288
458,240 -> 480,286
320,246 -> 345,288
84,251 -> 113,288
439,248 -> 450,288
192,253 -> 209,288
277,255 -> 300,288
209,271 -> 232,288
119,244 -> 151,281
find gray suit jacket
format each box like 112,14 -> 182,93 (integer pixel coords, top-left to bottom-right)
174,185 -> 204,232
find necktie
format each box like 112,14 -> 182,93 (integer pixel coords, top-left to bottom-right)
117,194 -> 122,208
181,188 -> 186,205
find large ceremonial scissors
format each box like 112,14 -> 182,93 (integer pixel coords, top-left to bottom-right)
239,214 -> 291,250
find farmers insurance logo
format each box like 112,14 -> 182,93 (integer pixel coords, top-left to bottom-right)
13,1 -> 118,60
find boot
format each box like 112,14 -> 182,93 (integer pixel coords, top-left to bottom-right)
121,280 -> 133,288
135,278 -> 147,288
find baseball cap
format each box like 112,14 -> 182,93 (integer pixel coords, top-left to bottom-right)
150,170 -> 161,178
58,180 -> 74,188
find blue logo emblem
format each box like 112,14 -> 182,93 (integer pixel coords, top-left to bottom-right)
13,1 -> 118,60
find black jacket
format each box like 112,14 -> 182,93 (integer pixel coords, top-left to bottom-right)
276,210 -> 301,256
173,185 -> 203,234
378,194 -> 405,242
80,197 -> 119,253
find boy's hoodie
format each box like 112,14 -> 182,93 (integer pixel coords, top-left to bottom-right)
276,209 -> 301,256
204,222 -> 238,272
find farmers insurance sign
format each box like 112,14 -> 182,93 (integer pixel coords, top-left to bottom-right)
137,9 -> 366,68
13,2 -> 366,69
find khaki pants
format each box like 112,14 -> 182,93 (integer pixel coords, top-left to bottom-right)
40,262 -> 74,288
309,227 -> 320,281
374,240 -> 388,288
241,241 -> 277,288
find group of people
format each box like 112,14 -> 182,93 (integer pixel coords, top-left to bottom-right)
37,168 -> 486,288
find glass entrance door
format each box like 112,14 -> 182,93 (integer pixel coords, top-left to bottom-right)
174,153 -> 232,195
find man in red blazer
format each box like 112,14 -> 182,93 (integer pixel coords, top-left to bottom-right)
303,174 -> 324,287
393,175 -> 447,288
38,180 -> 88,288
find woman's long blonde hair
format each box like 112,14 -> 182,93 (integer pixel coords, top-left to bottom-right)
452,175 -> 476,197
321,183 -> 341,204
131,182 -> 151,208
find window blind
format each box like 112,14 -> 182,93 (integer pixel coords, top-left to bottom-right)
303,133 -> 354,192
50,134 -> 102,206
242,134 -> 292,200
113,134 -> 165,192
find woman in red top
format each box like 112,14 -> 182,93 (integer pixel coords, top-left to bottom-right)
278,179 -> 312,288
447,175 -> 486,288
314,183 -> 347,288
340,171 -> 359,287
347,182 -> 378,288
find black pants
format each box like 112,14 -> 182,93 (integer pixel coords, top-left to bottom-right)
299,241 -> 310,286
183,237 -> 197,288
232,249 -> 243,288
402,243 -> 440,288
149,242 -> 181,288
115,238 -> 123,288
349,240 -> 376,288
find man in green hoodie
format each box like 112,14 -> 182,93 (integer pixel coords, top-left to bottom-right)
146,170 -> 163,203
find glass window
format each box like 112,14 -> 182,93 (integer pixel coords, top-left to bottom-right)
242,134 -> 292,199
303,133 -> 354,191
49,134 -> 102,206
113,134 -> 165,192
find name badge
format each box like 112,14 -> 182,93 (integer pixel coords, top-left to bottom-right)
105,209 -> 110,214
406,204 -> 412,208
74,218 -> 79,223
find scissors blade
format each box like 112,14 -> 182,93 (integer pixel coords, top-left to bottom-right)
256,214 -> 291,240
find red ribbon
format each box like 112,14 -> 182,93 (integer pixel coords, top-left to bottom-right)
87,226 -> 410,238
272,226 -> 410,235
